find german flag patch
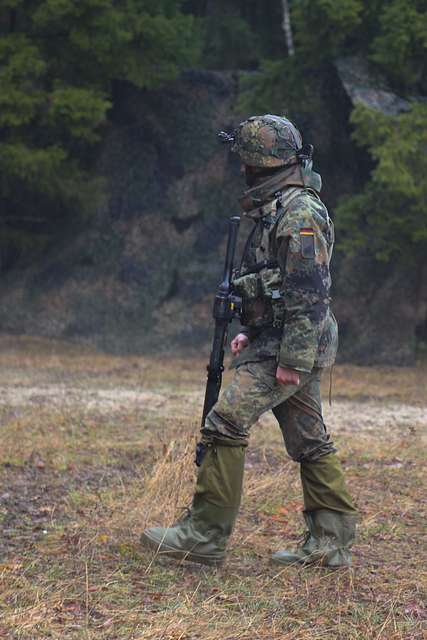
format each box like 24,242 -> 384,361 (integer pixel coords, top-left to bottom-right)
300,228 -> 315,259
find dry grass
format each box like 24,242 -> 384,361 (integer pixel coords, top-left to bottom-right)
0,335 -> 426,639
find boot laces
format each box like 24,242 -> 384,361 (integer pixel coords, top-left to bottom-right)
299,530 -> 311,547
173,506 -> 192,525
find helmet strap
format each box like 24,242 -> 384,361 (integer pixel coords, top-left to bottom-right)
296,144 -> 314,169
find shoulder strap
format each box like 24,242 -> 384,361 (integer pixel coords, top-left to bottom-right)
279,186 -> 305,211
273,186 -> 305,230
267,187 -> 307,258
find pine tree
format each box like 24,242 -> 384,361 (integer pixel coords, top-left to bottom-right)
0,0 -> 200,267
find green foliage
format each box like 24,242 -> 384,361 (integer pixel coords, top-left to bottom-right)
238,58 -> 322,122
121,12 -> 200,88
31,0 -> 200,89
200,14 -> 259,70
238,57 -> 329,177
292,0 -> 364,60
47,88 -> 110,143
0,0 -> 200,266
237,0 -> 426,285
183,0 -> 285,69
0,34 -> 46,127
336,103 -> 427,264
239,0 -> 427,113
1,0 -> 426,284
371,0 -> 427,92
0,143 -> 67,196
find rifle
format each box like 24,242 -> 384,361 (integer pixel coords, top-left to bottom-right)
199,215 -> 241,439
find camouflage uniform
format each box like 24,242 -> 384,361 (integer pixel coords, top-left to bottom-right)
141,116 -> 357,567
203,161 -> 339,464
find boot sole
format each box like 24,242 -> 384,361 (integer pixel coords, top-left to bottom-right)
271,554 -> 312,566
271,554 -> 351,568
140,530 -> 224,567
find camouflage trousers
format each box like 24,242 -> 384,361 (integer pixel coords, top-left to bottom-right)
203,358 -> 335,462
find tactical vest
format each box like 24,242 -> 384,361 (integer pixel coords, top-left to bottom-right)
233,187 -> 332,330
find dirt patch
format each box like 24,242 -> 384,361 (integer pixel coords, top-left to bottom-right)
0,448 -> 152,559
0,385 -> 167,411
1,383 -> 426,436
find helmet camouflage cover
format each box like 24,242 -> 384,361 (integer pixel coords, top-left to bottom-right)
231,114 -> 303,168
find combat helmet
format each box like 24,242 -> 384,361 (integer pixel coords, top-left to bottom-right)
229,114 -> 303,168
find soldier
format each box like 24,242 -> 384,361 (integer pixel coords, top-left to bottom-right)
141,115 -> 358,567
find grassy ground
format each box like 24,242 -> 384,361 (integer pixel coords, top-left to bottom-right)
0,335 -> 426,639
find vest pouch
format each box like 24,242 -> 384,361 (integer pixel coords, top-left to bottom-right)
232,273 -> 273,327
259,267 -> 282,297
259,267 -> 285,329
233,273 -> 262,300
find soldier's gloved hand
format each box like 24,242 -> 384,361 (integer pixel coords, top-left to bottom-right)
231,333 -> 249,355
276,366 -> 300,386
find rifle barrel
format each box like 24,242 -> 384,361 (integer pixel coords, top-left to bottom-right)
201,216 -> 240,428
220,216 -> 240,291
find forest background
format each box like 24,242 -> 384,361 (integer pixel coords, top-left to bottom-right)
0,0 -> 426,364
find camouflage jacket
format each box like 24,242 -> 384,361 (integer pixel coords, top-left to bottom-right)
232,164 -> 338,373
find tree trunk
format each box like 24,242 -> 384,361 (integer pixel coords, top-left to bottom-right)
281,0 -> 295,56
9,9 -> 17,32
